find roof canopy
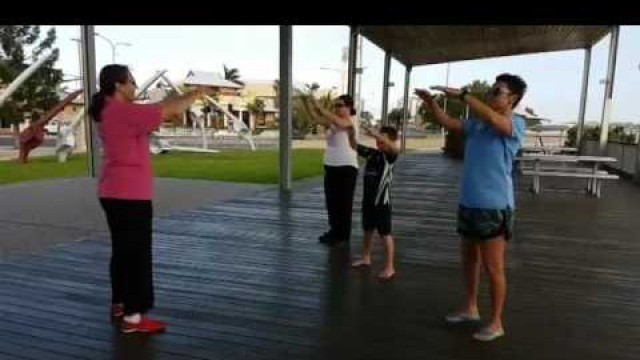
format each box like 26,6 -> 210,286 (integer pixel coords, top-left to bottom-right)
359,26 -> 611,66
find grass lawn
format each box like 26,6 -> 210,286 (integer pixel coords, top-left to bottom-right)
0,149 -> 326,185
0,155 -> 87,185
153,149 -> 325,184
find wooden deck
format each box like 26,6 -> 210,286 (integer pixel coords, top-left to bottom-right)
0,152 -> 639,360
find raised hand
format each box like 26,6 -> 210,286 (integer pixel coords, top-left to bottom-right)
429,86 -> 462,98
414,88 -> 435,102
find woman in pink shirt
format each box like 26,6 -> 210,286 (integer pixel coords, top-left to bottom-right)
89,64 -> 204,334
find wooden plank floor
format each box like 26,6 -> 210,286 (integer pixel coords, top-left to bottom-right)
1,152 -> 639,360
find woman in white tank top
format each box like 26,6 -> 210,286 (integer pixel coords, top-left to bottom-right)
305,94 -> 359,246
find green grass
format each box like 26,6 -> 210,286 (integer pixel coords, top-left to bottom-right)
153,149 -> 325,184
0,155 -> 87,185
0,149 -> 326,185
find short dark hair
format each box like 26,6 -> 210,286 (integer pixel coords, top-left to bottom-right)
495,73 -> 527,108
337,94 -> 356,116
379,126 -> 398,141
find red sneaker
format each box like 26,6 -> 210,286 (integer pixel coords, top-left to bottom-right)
111,304 -> 124,318
121,315 -> 166,334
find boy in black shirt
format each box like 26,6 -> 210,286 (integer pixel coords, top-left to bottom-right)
348,125 -> 399,280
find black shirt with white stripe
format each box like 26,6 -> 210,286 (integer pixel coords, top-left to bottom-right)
356,144 -> 398,208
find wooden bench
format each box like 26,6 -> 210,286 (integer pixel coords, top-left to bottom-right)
521,170 -> 619,197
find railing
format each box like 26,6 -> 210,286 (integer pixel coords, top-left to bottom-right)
583,140 -> 640,180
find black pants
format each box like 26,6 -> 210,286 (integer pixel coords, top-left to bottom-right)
100,198 -> 154,315
324,165 -> 358,241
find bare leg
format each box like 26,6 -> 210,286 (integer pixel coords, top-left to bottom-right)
352,231 -> 374,267
378,234 -> 395,280
479,235 -> 507,332
462,238 -> 482,316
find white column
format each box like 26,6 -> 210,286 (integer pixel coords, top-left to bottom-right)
401,65 -> 412,153
577,47 -> 592,150
599,26 -> 620,154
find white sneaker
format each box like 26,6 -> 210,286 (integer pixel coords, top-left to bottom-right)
473,326 -> 505,342
444,311 -> 481,324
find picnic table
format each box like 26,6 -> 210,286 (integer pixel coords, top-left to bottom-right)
516,154 -> 619,197
521,146 -> 578,155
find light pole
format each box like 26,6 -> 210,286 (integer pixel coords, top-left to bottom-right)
70,38 -> 85,89
320,67 -> 345,93
94,32 -> 132,63
321,65 -> 366,95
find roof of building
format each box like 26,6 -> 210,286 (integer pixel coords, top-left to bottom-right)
184,71 -> 243,89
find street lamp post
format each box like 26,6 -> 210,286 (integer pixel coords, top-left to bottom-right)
320,67 -> 345,94
94,32 -> 132,63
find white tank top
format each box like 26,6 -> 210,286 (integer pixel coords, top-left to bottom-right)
323,118 -> 358,168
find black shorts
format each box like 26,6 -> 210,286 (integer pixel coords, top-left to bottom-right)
457,205 -> 514,241
362,203 -> 392,236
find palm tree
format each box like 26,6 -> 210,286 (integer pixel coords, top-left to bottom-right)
247,98 -> 266,126
223,64 -> 243,85
273,79 -> 279,109
303,82 -> 320,94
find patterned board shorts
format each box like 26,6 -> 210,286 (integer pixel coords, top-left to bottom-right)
457,205 -> 514,241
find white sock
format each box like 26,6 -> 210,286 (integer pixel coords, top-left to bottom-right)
123,313 -> 141,324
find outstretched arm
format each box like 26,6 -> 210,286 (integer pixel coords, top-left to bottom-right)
414,88 -> 463,133
430,86 -> 513,136
362,125 -> 399,155
307,96 -> 352,129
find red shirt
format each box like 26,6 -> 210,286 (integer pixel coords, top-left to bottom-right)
98,97 -> 162,200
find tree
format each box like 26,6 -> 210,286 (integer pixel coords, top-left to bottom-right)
272,79 -> 279,109
360,110 -> 373,126
246,98 -> 266,126
418,79 -> 491,130
0,26 -> 62,144
303,82 -> 320,94
271,80 -> 335,137
291,82 -> 320,137
564,124 -> 636,147
387,108 -> 407,129
223,64 -> 243,85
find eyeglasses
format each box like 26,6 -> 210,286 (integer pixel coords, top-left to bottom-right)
488,87 -> 511,97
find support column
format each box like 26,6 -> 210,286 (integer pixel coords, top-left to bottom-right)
381,51 -> 391,125
599,26 -> 620,154
347,26 -> 359,98
401,65 -> 412,153
279,26 -> 293,192
80,25 -> 99,177
576,47 -> 592,151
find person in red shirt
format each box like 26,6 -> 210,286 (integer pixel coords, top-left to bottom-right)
89,64 -> 206,334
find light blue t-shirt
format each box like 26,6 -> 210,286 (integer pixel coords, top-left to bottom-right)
459,114 -> 526,210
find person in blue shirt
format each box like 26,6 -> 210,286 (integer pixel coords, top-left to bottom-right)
415,73 -> 527,342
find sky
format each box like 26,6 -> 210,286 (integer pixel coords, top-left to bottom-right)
47,25 -> 640,124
